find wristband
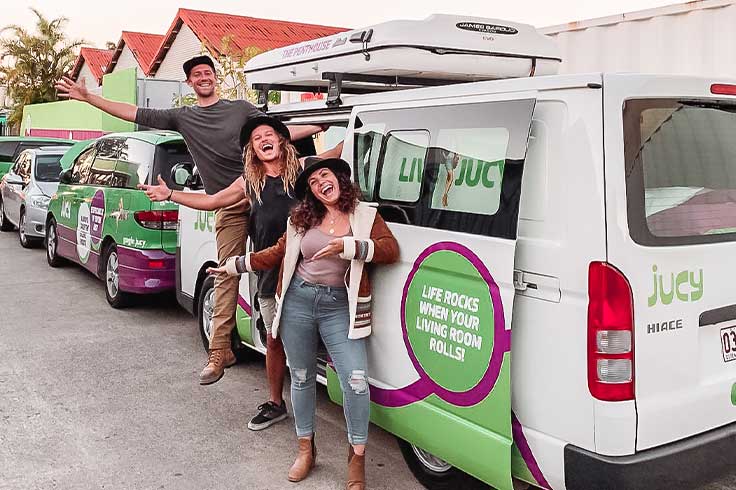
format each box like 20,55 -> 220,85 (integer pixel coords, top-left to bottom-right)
168,190 -> 174,201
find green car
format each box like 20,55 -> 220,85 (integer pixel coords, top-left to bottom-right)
0,136 -> 76,179
45,131 -> 192,308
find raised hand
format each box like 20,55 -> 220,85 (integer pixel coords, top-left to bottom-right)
55,76 -> 90,102
137,175 -> 172,201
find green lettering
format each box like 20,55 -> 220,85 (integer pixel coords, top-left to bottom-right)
481,161 -> 495,188
465,160 -> 482,187
399,158 -> 410,182
454,159 -> 467,186
658,273 -> 675,305
690,269 -> 703,302
675,271 -> 689,302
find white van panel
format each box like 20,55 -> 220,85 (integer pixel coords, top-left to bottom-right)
593,400 -> 637,455
512,90 -> 609,459
603,74 -> 736,450
520,424 -> 568,490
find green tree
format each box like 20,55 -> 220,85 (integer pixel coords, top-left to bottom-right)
0,8 -> 84,129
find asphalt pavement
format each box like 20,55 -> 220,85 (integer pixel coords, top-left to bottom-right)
0,230 -> 734,490
0,231 -> 423,490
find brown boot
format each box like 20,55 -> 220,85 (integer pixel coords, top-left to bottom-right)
199,348 -> 236,385
288,436 -> 316,482
347,446 -> 365,490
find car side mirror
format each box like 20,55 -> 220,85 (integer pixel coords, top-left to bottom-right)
59,168 -> 73,184
171,163 -> 202,189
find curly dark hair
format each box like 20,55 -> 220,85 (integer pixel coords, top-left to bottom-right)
290,169 -> 361,234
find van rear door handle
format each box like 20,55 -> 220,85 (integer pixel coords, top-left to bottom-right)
514,269 -> 561,303
699,304 -> 736,327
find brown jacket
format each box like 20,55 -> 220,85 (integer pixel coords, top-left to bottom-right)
227,202 -> 399,339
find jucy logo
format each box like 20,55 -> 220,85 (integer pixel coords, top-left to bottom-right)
648,265 -> 703,307
399,157 -> 503,189
194,210 -> 214,232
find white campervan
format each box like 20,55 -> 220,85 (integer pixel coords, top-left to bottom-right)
176,14 -> 736,490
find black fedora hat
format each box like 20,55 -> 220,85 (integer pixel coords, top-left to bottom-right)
183,55 -> 215,79
239,115 -> 290,149
294,157 -> 352,200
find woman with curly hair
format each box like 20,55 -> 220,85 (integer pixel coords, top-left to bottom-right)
209,157 -> 399,489
139,116 -> 342,431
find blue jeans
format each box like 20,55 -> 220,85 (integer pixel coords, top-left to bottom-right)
280,275 -> 370,445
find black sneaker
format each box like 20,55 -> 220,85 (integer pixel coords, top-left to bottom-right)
248,400 -> 288,431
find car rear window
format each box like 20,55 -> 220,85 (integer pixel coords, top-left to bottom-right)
624,98 -> 736,245
153,141 -> 193,190
0,141 -> 18,161
35,155 -> 63,182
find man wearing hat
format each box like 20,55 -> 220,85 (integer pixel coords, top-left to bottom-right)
55,56 -> 323,386
138,115 -> 343,430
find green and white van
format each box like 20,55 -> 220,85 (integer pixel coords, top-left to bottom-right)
177,15 -> 736,490
46,131 -> 192,308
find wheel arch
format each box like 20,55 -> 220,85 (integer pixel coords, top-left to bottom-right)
194,260 -> 218,313
97,235 -> 117,278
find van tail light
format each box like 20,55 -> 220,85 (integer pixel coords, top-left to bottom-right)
134,210 -> 179,230
587,262 -> 635,401
711,84 -> 736,96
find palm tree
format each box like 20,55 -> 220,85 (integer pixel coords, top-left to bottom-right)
0,8 -> 84,130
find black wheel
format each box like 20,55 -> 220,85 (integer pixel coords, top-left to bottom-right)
45,218 -> 66,267
102,242 -> 130,309
396,438 -> 490,490
197,274 -> 217,352
197,273 -> 254,361
18,209 -> 38,248
0,198 -> 13,232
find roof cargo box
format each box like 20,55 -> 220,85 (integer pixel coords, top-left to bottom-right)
244,14 -> 562,92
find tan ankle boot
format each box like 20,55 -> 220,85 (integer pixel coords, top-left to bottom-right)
288,436 -> 316,482
199,348 -> 236,385
347,446 -> 365,490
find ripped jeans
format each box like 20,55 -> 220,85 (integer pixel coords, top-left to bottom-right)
279,275 -> 370,445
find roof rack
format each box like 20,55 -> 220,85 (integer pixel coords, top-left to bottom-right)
253,71 -> 476,110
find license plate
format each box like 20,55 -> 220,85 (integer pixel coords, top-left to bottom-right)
721,326 -> 736,363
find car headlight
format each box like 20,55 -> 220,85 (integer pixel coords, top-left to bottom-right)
30,195 -> 51,208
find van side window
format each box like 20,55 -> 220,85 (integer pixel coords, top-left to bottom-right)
153,141 -> 192,190
117,138 -> 156,189
88,138 -> 123,186
354,99 -> 535,239
378,130 -> 429,203
72,147 -> 96,184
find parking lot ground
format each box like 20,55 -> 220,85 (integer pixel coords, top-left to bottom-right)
0,231 -> 423,490
0,231 -> 734,490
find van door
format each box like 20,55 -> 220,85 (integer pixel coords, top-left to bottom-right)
330,93 -> 536,489
604,75 -> 736,450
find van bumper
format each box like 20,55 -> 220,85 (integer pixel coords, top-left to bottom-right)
564,422 -> 736,490
117,247 -> 175,294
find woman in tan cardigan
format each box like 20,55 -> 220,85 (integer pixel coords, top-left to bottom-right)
209,157 -> 399,489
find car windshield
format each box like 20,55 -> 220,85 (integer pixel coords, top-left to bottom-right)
35,155 -> 63,182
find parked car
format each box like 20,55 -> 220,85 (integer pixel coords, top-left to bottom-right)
45,131 -> 192,308
0,147 -> 71,247
0,136 -> 76,180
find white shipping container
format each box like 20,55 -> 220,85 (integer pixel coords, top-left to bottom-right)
540,0 -> 736,78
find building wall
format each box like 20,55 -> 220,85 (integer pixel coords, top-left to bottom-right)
77,62 -> 101,89
155,24 -> 202,81
541,1 -> 736,78
113,46 -> 142,75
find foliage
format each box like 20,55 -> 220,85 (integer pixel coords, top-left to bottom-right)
0,8 -> 85,129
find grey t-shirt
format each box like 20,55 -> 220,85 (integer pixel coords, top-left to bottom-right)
136,99 -> 262,194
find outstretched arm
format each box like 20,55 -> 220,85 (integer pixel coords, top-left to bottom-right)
288,124 -> 325,141
138,175 -> 247,211
55,76 -> 138,122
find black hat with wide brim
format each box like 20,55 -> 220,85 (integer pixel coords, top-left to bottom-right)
239,115 -> 290,149
294,157 -> 352,200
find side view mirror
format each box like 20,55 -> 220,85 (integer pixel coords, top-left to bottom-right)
171,163 -> 202,189
59,168 -> 73,185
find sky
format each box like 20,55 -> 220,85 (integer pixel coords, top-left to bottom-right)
3,0 -> 682,49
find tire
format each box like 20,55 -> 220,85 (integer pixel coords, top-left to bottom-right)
197,274 -> 217,352
18,209 -> 38,249
197,273 -> 254,361
396,438 -> 490,490
0,198 -> 13,232
102,242 -> 131,309
45,218 -> 66,267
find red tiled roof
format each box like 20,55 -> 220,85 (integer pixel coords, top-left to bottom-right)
71,48 -> 114,84
149,8 -> 348,77
107,31 -> 165,76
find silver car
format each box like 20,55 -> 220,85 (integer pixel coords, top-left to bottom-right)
0,147 -> 68,248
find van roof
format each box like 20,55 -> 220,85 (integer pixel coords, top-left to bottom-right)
100,130 -> 184,145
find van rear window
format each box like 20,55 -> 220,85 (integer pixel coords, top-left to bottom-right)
623,98 -> 736,245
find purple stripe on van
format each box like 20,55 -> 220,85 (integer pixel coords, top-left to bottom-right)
512,412 -> 551,490
237,295 -> 252,316
116,246 -> 175,294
